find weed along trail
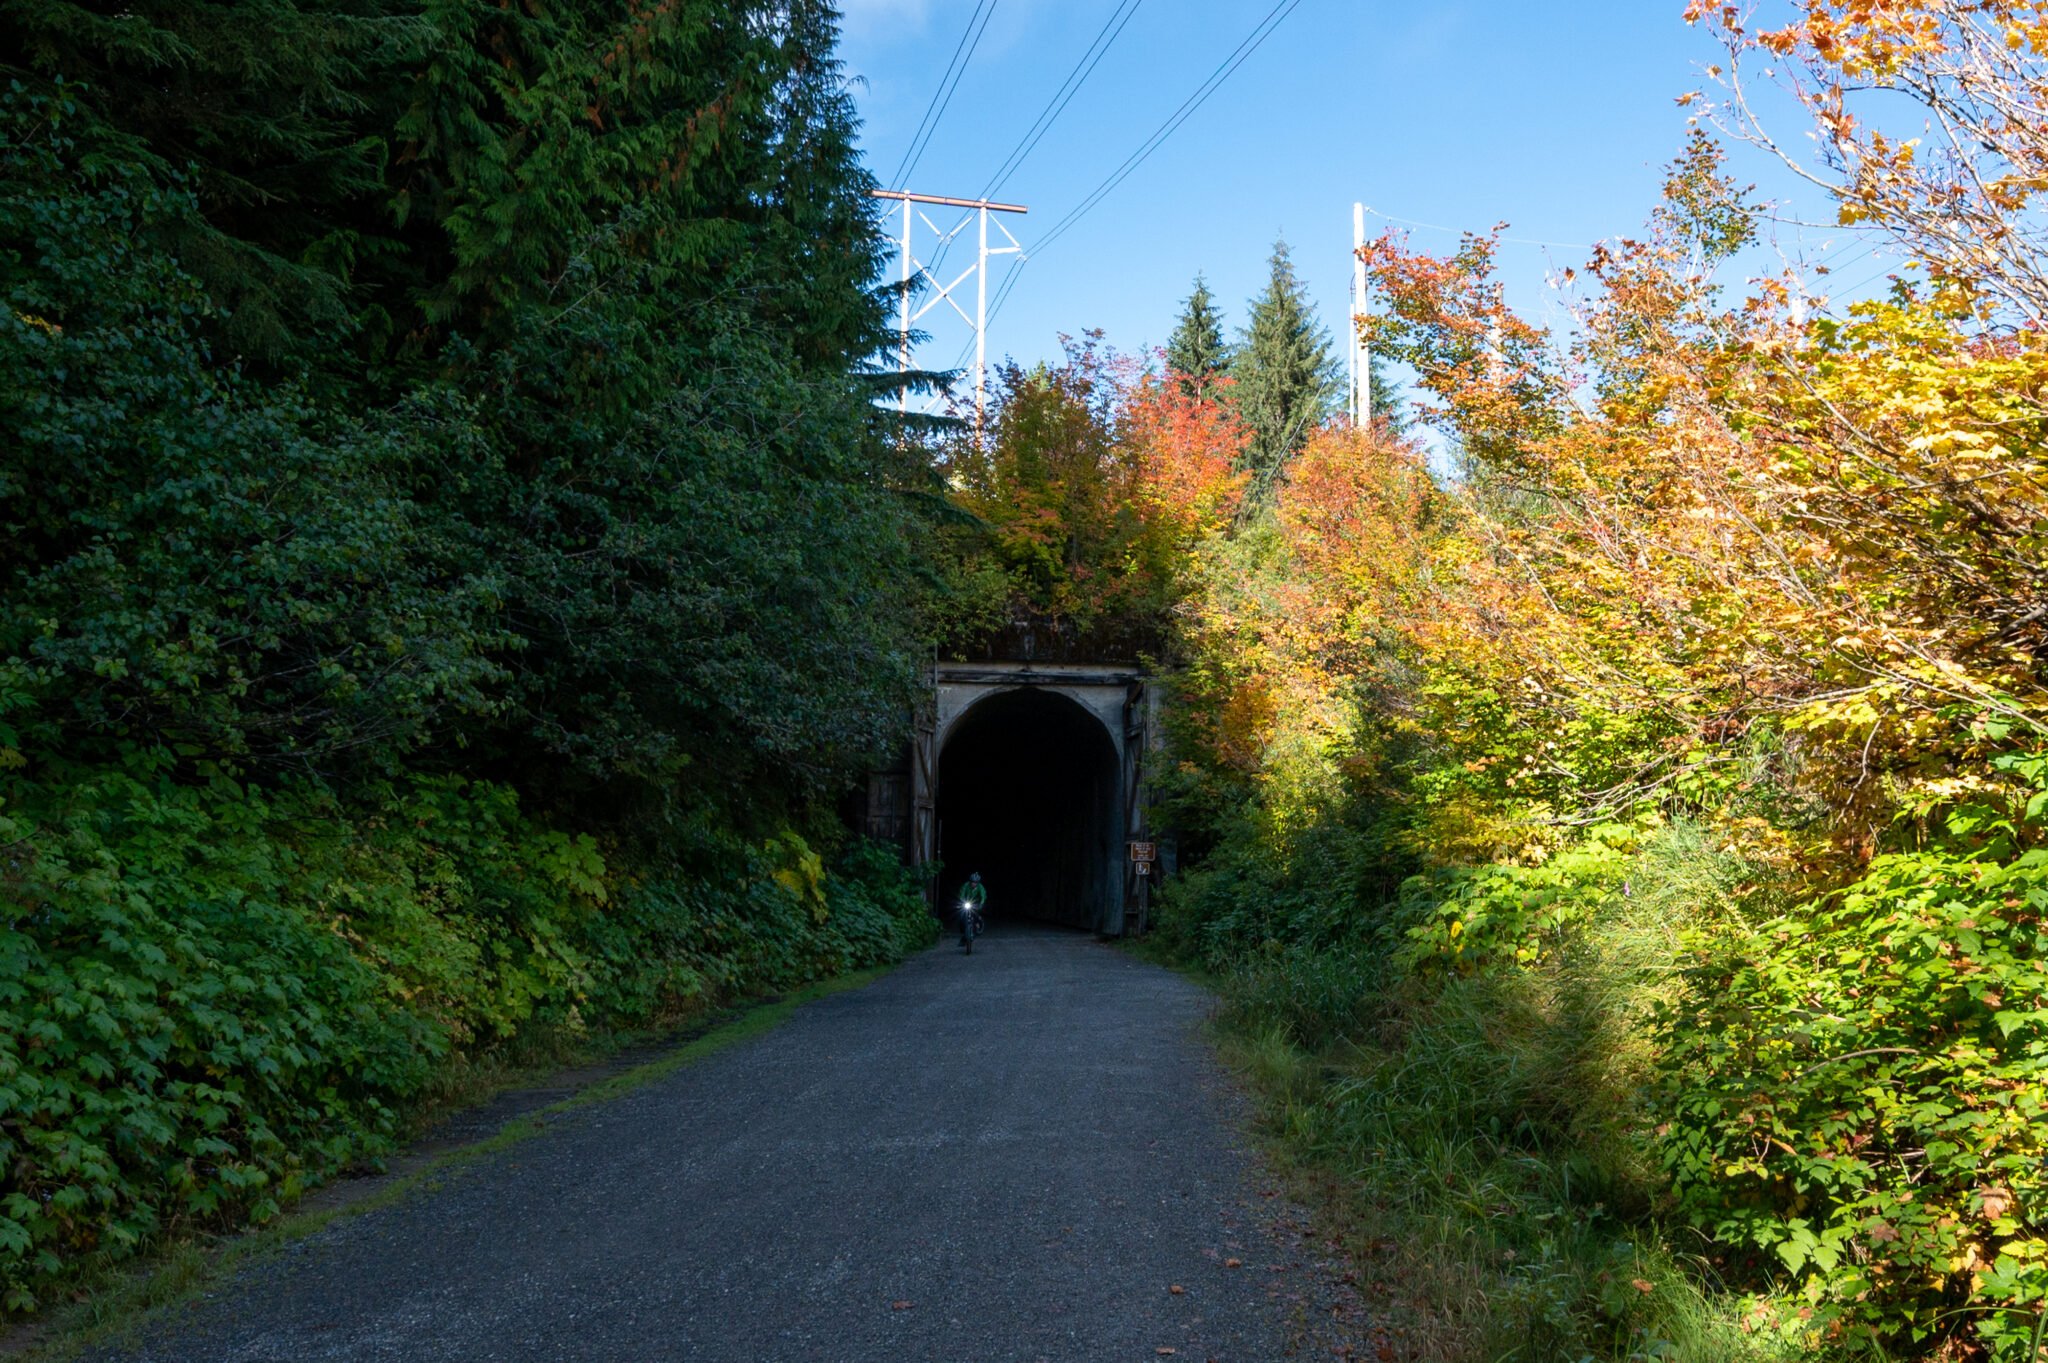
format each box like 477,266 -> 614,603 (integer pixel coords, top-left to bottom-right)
87,926 -> 1372,1363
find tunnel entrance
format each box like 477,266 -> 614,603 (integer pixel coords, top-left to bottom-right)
936,688 -> 1122,933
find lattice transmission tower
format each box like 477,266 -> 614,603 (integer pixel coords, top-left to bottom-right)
870,189 -> 1028,443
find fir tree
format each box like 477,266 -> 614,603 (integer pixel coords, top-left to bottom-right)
1231,239 -> 1341,504
0,0 -> 429,361
1358,346 -> 1407,434
1165,273 -> 1229,399
0,0 -> 930,802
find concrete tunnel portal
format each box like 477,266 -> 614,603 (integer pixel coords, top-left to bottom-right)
936,687 -> 1123,934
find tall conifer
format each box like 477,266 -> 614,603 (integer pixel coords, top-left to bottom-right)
0,0 -> 928,801
1165,273 -> 1229,399
0,0 -> 427,359
1232,239 -> 1340,503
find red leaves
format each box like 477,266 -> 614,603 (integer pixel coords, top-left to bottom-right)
1122,376 -> 1252,535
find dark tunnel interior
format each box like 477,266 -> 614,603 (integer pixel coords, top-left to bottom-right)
936,689 -> 1121,933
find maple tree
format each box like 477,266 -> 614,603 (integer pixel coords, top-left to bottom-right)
1351,116 -> 2048,1349
1698,0 -> 2048,324
1151,7 -> 2048,1357
940,335 -> 1249,654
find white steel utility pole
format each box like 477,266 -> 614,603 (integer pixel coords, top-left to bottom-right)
899,191 -> 913,415
1352,202 -> 1371,430
869,189 -> 1027,443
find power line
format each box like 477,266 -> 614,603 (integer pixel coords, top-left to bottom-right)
978,0 -> 1146,202
978,260 -> 1028,350
889,0 -> 1002,190
1825,261 -> 1904,300
979,0 -> 1309,339
1030,0 -> 1307,259
887,1 -> 982,189
898,0 -> 999,188
1807,240 -> 1878,278
921,0 -> 1144,290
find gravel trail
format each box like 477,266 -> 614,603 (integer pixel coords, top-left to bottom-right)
96,924 -> 1365,1363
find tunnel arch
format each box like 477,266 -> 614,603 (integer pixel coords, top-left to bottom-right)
936,686 -> 1123,933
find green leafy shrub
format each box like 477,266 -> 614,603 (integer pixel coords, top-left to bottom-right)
1398,825 -> 1635,975
1655,848 -> 2048,1358
0,758 -> 937,1313
0,766 -> 445,1314
1154,767 -> 1412,965
826,838 -> 944,963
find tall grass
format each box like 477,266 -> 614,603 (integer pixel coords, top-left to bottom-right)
1196,824 -> 1833,1362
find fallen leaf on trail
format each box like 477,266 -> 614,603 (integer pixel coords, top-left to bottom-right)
1169,1284 -> 1185,1295
891,1301 -> 913,1311
1224,1257 -> 1242,1268
1156,1349 -> 1177,1356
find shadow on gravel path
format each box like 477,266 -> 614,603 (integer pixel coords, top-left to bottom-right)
90,923 -> 1375,1363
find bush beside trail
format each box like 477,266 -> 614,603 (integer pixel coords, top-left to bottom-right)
1168,815 -> 2048,1361
1138,7 -> 2048,1355
0,0 -> 946,1319
0,765 -> 935,1313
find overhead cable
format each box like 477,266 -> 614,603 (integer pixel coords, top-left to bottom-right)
1025,0 -> 1308,262
925,0 -> 1143,287
981,0 -> 1311,337
1360,206 -> 1591,251
978,0 -> 1146,202
887,2 -> 982,189
890,0 -> 1002,190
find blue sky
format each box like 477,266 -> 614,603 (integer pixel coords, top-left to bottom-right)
837,0 -> 1893,383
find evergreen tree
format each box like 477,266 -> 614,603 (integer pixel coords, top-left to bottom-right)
0,0 -> 930,810
1165,273 -> 1229,399
1231,239 -> 1341,503
1361,346 -> 1407,434
0,0 -> 428,361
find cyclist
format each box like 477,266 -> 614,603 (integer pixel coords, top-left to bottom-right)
958,872 -> 987,949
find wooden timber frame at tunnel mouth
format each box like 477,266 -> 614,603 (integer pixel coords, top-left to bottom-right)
863,661 -> 1166,937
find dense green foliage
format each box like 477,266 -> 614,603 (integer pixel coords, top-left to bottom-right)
0,0 -> 946,1314
4,1 -> 925,799
1657,847 -> 2048,1356
0,762 -> 932,1312
1,96 -> 500,771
